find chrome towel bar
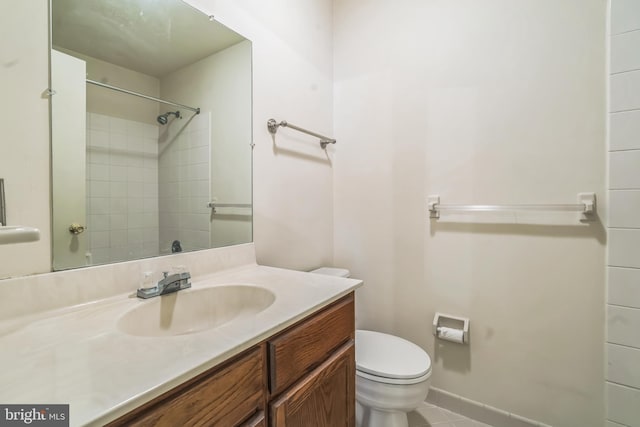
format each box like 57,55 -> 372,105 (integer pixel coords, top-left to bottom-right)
427,193 -> 596,220
207,202 -> 252,214
267,119 -> 336,149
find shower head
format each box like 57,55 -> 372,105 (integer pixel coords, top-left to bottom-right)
157,110 -> 181,125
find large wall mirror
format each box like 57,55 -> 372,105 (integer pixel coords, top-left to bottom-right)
50,0 -> 252,270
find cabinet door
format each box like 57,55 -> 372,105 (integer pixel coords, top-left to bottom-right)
270,342 -> 355,427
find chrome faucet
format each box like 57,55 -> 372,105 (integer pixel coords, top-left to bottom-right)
136,270 -> 192,299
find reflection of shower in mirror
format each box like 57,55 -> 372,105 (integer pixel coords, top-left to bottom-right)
157,110 -> 181,125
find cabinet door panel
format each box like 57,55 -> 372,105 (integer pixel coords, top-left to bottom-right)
270,342 -> 355,427
269,294 -> 354,396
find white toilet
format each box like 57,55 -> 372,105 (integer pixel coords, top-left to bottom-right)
310,268 -> 432,427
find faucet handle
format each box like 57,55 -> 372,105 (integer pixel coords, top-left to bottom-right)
139,271 -> 156,290
162,271 -> 169,278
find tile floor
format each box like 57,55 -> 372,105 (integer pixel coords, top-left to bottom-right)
408,402 -> 493,427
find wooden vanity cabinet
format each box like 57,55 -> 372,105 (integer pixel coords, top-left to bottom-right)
106,293 -> 354,427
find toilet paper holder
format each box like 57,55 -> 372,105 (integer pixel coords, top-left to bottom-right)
432,312 -> 469,344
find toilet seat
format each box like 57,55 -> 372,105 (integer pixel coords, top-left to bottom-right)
355,330 -> 431,385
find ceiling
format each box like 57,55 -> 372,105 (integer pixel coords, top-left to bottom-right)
52,0 -> 246,77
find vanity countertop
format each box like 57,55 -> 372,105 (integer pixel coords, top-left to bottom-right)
0,264 -> 362,426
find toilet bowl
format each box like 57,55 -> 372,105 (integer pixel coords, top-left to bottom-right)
310,268 -> 432,427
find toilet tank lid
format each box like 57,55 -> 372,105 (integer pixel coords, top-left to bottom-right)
309,267 -> 350,278
355,330 -> 431,380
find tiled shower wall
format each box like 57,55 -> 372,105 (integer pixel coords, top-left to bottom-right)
158,112 -> 211,254
86,113 -> 160,265
607,1 -> 640,426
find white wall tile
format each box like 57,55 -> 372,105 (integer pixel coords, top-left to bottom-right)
109,153 -> 128,166
143,198 -> 158,213
89,197 -> 109,213
89,164 -> 109,181
127,228 -> 143,244
127,167 -> 144,182
110,182 -> 127,198
611,70 -> 640,112
109,214 -> 126,230
610,229 -> 640,268
109,198 -> 127,215
610,151 -> 640,189
612,0 -> 640,35
128,214 -> 145,229
610,191 -> 640,227
90,231 -> 109,249
611,110 -> 640,151
90,181 -> 110,198
89,130 -> 109,148
127,182 -> 144,198
612,31 -> 640,74
90,248 -> 109,264
608,344 -> 640,389
126,154 -> 144,168
109,117 -> 127,134
128,198 -> 143,214
109,230 -> 127,247
608,382 -> 640,427
609,267 -> 640,308
109,165 -> 127,182
109,133 -> 127,151
608,305 -> 640,347
88,214 -> 109,232
90,113 -> 109,131
87,150 -> 108,165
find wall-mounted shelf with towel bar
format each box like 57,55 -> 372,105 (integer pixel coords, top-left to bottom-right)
427,193 -> 596,221
0,179 -> 41,245
267,119 -> 336,149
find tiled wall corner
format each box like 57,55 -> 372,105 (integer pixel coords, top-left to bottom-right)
158,112 -> 211,254
86,113 -> 160,264
607,2 -> 640,426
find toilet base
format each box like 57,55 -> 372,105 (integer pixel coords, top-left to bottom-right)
356,400 -> 409,427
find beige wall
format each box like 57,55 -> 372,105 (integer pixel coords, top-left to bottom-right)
333,1 -> 606,426
0,1 -> 51,279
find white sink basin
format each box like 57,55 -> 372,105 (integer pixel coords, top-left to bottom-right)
117,285 -> 275,337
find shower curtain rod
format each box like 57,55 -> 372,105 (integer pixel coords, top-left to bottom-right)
86,79 -> 200,114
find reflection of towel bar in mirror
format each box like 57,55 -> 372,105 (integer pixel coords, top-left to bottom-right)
0,178 -> 5,226
427,193 -> 596,220
267,119 -> 336,149
207,202 -> 252,214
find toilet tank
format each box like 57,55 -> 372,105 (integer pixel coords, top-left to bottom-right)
310,267 -> 351,278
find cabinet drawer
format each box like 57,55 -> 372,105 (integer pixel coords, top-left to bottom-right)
268,293 -> 354,396
107,345 -> 266,427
